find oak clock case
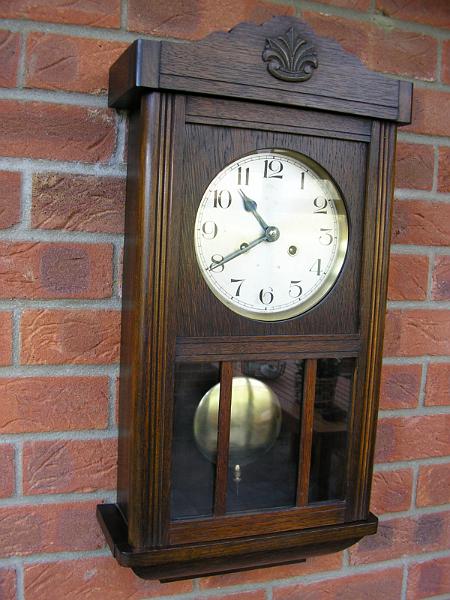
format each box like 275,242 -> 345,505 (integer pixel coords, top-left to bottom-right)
97,17 -> 412,581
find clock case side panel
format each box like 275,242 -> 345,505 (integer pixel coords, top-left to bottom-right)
113,91 -> 185,549
345,120 -> 397,522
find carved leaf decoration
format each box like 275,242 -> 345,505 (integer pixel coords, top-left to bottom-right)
262,26 -> 318,82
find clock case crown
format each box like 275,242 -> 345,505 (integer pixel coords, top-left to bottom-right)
98,16 -> 412,581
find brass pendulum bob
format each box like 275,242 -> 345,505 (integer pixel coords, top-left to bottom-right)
193,376 -> 282,492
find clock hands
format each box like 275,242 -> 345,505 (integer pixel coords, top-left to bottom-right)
239,188 -> 280,244
207,192 -> 280,271
239,189 -> 270,231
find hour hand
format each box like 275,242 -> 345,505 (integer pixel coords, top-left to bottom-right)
239,190 -> 269,231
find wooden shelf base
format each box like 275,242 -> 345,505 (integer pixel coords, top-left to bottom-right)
97,503 -> 378,581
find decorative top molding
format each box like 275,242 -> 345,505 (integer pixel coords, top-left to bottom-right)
108,16 -> 412,124
262,27 -> 318,82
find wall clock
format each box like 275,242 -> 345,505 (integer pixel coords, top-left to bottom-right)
97,16 -> 412,580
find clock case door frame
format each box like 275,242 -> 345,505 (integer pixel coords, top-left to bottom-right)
96,17 -> 412,580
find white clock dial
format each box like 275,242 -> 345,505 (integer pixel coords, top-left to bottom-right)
194,149 -> 348,321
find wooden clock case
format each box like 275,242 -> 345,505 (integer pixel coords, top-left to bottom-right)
97,16 -> 412,581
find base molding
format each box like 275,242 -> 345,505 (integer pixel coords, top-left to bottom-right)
97,503 -> 378,581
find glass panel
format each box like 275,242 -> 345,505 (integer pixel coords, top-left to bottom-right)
171,362 -> 220,520
225,360 -> 302,514
309,357 -> 354,503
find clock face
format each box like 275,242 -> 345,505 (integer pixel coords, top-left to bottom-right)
194,149 -> 349,321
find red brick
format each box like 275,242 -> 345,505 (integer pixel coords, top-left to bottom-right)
416,463 -> 450,507
26,34 -> 128,95
432,255 -> 450,300
443,40 -> 450,84
273,568 -> 403,600
24,557 -> 192,600
407,556 -> 450,600
0,568 -> 16,600
438,147 -> 450,192
0,501 -> 104,558
32,173 -> 125,233
304,12 -> 437,80
0,101 -> 116,163
0,171 -> 21,229
379,364 -> 421,409
395,143 -> 434,190
115,376 -> 120,424
375,415 -> 450,463
23,438 -> 117,495
21,310 -> 121,365
405,88 -> 450,137
0,242 -> 113,299
0,444 -> 15,498
387,254 -> 428,301
204,593 -> 265,600
0,0 -> 120,28
0,31 -> 19,88
349,512 -> 450,565
303,12 -> 368,61
376,0 -> 450,30
392,200 -> 450,246
0,377 -> 108,433
199,553 -> 342,588
425,363 -> 450,406
117,247 -> 123,298
0,311 -> 12,366
313,0 -> 370,9
384,310 -> 450,357
371,469 -> 413,513
377,27 -> 438,80
128,0 -> 294,39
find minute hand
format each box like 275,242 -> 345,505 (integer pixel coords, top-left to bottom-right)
208,234 -> 267,271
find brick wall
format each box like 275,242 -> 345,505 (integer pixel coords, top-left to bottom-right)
0,1 -> 448,599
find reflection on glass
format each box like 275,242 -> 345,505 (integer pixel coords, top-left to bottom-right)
225,360 -> 303,513
309,358 -> 354,503
171,362 -> 220,519
171,361 -> 300,520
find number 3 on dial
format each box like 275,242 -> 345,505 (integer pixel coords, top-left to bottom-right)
194,149 -> 349,321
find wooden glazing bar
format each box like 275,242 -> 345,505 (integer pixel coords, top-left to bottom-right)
213,361 -> 234,516
296,359 -> 317,506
